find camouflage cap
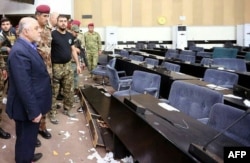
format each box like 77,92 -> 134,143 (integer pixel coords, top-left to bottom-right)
71,25 -> 79,33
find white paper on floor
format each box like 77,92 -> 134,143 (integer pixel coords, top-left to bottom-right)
63,131 -> 70,139
2,145 -> 6,149
87,148 -> 134,163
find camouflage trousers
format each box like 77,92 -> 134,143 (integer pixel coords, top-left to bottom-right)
87,52 -> 99,72
0,77 -> 6,125
50,62 -> 74,116
71,62 -> 79,90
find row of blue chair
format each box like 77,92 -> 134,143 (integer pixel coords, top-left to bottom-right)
201,58 -> 247,72
168,81 -> 250,146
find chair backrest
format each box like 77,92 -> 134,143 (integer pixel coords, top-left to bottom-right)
197,51 -> 212,58
207,103 -> 250,146
212,47 -> 238,58
129,54 -> 144,61
165,52 -> 179,59
245,52 -> 250,61
162,62 -> 180,72
147,42 -> 156,49
107,58 -> 116,68
168,81 -> 223,120
200,58 -> 213,66
120,50 -> 129,58
213,58 -> 247,72
180,50 -> 196,56
135,42 -> 145,49
203,69 -> 239,88
131,70 -> 161,97
178,54 -> 196,63
106,64 -> 121,90
189,46 -> 204,52
144,58 -> 159,66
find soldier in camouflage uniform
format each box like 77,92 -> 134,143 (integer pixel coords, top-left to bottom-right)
0,17 -> 17,139
84,23 -> 102,73
50,15 -> 81,124
35,4 -> 53,139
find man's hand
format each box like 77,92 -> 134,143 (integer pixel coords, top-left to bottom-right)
98,50 -> 102,55
76,65 -> 81,74
32,113 -> 42,123
2,70 -> 8,80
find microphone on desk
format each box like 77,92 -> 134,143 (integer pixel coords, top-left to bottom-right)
124,82 -> 146,114
188,108 -> 250,163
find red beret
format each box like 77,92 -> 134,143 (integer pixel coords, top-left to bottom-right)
88,23 -> 94,27
36,5 -> 50,14
71,20 -> 81,26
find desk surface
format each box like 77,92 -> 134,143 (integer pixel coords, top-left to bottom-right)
81,86 -> 242,163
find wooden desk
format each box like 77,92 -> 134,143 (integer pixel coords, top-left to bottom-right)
164,59 -> 250,89
181,79 -> 249,111
80,86 -> 242,163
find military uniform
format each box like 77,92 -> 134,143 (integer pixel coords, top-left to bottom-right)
0,20 -> 17,139
0,55 -> 6,127
37,25 -> 53,130
84,25 -> 101,71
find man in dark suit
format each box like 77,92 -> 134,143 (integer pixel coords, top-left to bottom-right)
6,17 -> 52,163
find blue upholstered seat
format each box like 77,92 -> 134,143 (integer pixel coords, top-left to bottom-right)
213,58 -> 247,72
245,52 -> 250,61
147,42 -> 156,49
113,70 -> 161,98
200,58 -> 213,66
129,54 -> 144,61
207,103 -> 250,146
167,81 -> 223,123
180,50 -> 196,56
144,58 -> 159,66
212,47 -> 238,58
203,69 -> 239,89
106,65 -> 132,91
120,50 -> 130,58
197,51 -> 212,58
178,54 -> 196,63
135,42 -> 146,49
161,61 -> 180,72
165,49 -> 179,59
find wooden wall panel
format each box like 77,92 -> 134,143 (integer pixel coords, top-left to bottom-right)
74,0 -> 250,27
244,0 -> 250,23
120,0 -> 132,26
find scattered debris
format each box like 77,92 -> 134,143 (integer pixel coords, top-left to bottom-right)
87,148 -> 134,163
2,145 -> 6,149
63,131 -> 70,139
68,117 -> 79,121
53,150 -> 59,156
65,152 -> 70,156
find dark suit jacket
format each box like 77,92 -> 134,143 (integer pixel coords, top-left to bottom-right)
6,38 -> 52,121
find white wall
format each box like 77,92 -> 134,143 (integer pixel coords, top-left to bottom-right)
80,26 -> 236,49
0,0 -> 73,15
